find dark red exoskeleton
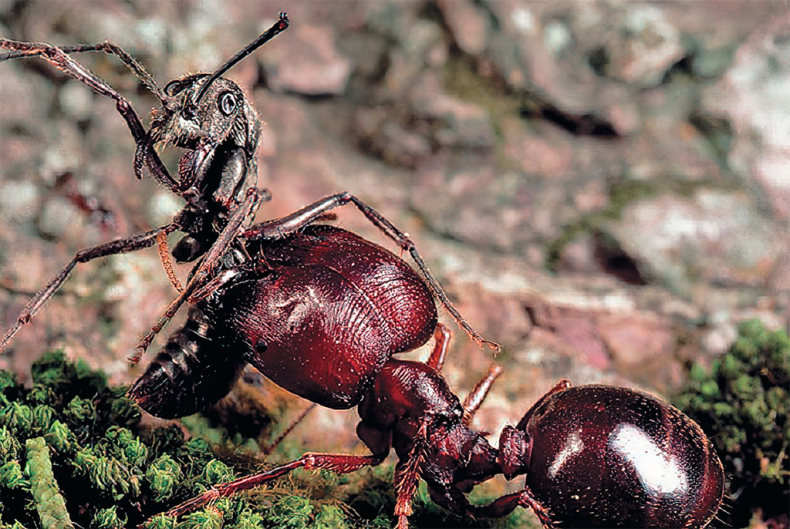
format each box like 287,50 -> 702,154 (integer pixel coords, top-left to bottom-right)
1,13 -> 724,529
129,224 -> 439,416
0,12 -> 497,410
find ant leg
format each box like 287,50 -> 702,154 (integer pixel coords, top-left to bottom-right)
468,488 -> 555,527
132,189 -> 263,362
462,364 -> 503,426
1,41 -> 164,100
0,39 -> 178,192
163,452 -> 384,519
0,223 -> 177,352
245,191 -> 500,354
393,420 -> 429,528
426,323 -> 451,371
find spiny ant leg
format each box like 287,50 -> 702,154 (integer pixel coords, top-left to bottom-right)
0,224 -> 177,352
163,452 -> 383,520
426,323 -> 451,371
0,38 -> 178,192
462,364 -> 503,426
393,419 -> 429,529
245,191 -> 500,354
131,189 -> 263,362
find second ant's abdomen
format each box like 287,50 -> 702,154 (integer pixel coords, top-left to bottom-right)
128,307 -> 246,419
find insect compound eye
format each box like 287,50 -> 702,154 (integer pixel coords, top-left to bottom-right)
219,91 -> 237,116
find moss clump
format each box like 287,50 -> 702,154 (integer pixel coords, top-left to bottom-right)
26,437 -> 72,529
0,351 -> 358,528
675,320 -> 789,526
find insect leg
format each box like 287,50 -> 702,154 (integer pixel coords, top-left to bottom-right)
0,39 -> 179,192
261,403 -> 317,455
245,191 -> 500,353
1,41 -> 165,101
426,323 -> 452,371
393,419 -> 429,529
162,452 -> 384,519
467,489 -> 555,527
156,231 -> 184,293
0,223 -> 177,352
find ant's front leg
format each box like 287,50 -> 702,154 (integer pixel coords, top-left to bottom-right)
245,192 -> 500,353
0,38 -> 179,193
0,223 -> 178,352
159,452 -> 384,521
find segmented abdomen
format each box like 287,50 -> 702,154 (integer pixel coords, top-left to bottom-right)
128,306 -> 246,419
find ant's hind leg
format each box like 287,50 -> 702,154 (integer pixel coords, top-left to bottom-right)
0,223 -> 176,352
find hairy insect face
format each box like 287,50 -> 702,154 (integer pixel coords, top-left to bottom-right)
151,75 -> 260,153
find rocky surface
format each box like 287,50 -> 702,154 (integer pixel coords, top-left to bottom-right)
0,1 -> 788,523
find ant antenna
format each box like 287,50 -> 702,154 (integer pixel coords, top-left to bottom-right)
192,12 -> 289,106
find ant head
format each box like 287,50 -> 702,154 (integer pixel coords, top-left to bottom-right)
142,13 -> 289,159
149,74 -> 255,152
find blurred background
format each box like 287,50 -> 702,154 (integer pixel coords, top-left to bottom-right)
0,1 -> 788,526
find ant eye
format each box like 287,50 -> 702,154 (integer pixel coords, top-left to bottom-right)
164,80 -> 179,95
219,92 -> 237,116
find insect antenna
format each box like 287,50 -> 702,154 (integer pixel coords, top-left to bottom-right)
191,12 -> 289,107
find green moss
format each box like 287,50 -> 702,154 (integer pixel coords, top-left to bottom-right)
25,437 -> 72,529
0,351 -> 285,527
675,319 -> 789,526
92,506 -> 127,529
